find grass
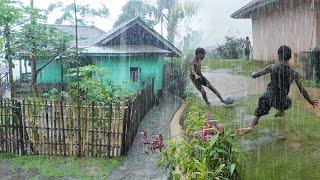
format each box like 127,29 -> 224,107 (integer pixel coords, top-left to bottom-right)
202,59 -> 274,76
0,153 -> 122,179
302,80 -> 320,89
198,59 -> 320,179
185,94 -> 320,179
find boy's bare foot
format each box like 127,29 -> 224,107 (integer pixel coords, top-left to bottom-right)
236,127 -> 253,136
274,111 -> 285,117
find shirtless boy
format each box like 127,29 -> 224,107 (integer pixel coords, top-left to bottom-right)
189,48 -> 226,106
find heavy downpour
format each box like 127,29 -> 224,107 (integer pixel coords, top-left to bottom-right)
0,0 -> 320,179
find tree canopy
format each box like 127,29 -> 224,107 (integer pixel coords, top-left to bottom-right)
47,1 -> 109,25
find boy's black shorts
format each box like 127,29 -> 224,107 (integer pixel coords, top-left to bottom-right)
191,75 -> 209,91
245,48 -> 250,56
254,89 -> 292,118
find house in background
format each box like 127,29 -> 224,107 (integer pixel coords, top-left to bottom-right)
19,17 -> 181,95
232,0 -> 319,61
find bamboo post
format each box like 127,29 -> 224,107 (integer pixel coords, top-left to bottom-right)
91,101 -> 94,156
16,102 -> 25,155
107,104 -> 112,157
60,100 -> 66,156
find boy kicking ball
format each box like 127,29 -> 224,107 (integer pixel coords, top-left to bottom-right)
237,45 -> 318,136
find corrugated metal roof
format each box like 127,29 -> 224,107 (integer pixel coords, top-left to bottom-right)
49,24 -> 106,47
84,45 -> 171,55
94,17 -> 182,57
46,17 -> 182,57
231,0 -> 279,19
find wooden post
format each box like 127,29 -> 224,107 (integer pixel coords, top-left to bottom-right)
60,100 -> 66,156
15,102 -> 25,155
45,101 -> 50,155
19,59 -> 22,80
24,59 -> 27,75
91,101 -> 94,157
107,104 -> 112,157
121,101 -> 130,155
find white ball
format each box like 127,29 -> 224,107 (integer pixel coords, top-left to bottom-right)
225,95 -> 235,104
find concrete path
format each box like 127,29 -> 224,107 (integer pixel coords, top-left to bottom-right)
107,94 -> 181,180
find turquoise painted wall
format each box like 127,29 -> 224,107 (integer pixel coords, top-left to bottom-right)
94,56 -> 164,95
36,55 -> 164,95
36,60 -> 65,83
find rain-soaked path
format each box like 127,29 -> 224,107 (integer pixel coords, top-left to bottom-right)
191,69 -> 267,105
107,94 -> 181,180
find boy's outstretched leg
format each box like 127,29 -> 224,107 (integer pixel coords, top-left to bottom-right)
236,116 -> 259,136
200,88 -> 210,106
205,80 -> 226,104
274,110 -> 285,117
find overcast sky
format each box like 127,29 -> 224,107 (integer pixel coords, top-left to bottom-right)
21,0 -> 252,46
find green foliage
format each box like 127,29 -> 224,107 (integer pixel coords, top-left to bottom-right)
0,0 -> 23,52
206,36 -> 245,59
0,0 -> 22,26
160,96 -> 242,179
41,88 -> 69,100
19,23 -> 73,58
66,65 -> 125,103
164,57 -> 188,99
114,0 -> 197,43
47,1 -> 109,25
0,153 -> 122,178
114,0 -> 160,27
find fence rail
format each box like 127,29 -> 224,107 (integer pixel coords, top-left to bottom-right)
0,80 -> 154,157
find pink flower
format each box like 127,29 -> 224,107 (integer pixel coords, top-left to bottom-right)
214,122 -> 222,133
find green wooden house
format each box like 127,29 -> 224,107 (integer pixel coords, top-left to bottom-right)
24,17 -> 181,95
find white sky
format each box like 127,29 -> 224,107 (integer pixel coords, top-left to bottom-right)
21,0 -> 252,46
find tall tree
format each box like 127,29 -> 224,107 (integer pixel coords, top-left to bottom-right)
47,1 -> 109,25
0,0 -> 23,98
29,0 -> 37,96
113,0 -> 160,28
20,4 -> 73,96
114,0 -> 197,43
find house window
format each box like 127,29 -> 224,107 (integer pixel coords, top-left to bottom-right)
130,67 -> 140,82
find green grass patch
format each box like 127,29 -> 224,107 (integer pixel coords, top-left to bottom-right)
0,153 -> 122,179
302,80 -> 320,89
210,94 -> 320,179
192,58 -> 320,179
203,59 -> 274,76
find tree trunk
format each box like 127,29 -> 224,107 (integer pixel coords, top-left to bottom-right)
4,23 -> 15,98
30,0 -> 38,96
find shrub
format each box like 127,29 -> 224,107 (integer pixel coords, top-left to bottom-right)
160,96 -> 242,179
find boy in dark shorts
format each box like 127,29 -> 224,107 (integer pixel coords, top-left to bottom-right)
237,45 -> 318,136
190,48 -> 226,106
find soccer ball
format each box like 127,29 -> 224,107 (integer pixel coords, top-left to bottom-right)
225,95 -> 235,105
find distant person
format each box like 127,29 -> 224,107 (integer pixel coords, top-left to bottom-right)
189,47 -> 226,106
237,45 -> 318,136
243,37 -> 251,61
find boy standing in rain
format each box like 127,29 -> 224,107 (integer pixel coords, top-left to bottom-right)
189,47 -> 226,106
237,45 -> 318,136
243,37 -> 251,61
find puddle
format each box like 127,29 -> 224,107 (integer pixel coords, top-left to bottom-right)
241,129 -> 280,151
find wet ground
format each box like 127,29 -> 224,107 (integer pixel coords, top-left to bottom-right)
0,163 -> 40,180
107,94 -> 181,180
191,69 -> 267,105
191,70 -> 283,150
